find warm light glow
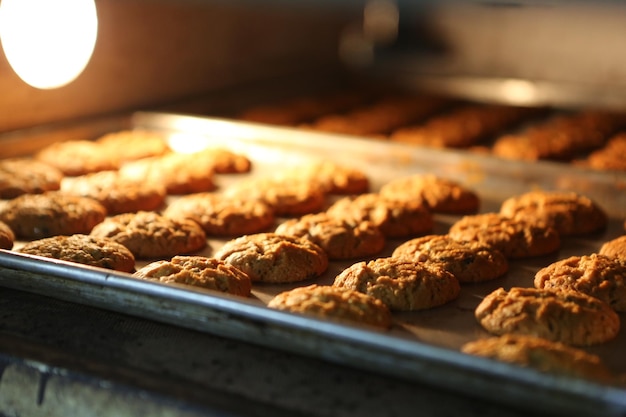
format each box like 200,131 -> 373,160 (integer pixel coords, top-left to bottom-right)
167,132 -> 212,154
0,0 -> 98,89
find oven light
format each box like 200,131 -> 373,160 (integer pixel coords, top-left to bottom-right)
0,0 -> 98,89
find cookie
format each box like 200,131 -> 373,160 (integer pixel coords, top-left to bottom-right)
119,152 -> 217,195
0,221 -> 14,250
461,334 -> 613,383
583,133 -> 626,171
61,171 -> 166,215
275,212 -> 385,260
267,284 -> 392,328
390,104 -> 539,148
492,110 -> 626,161
333,257 -> 460,311
36,140 -> 120,176
164,192 -> 275,236
379,174 -> 480,214
90,211 -> 207,259
392,234 -> 508,283
192,148 -> 251,174
0,192 -> 107,239
448,212 -> 561,259
95,129 -> 170,162
310,95 -> 449,136
225,176 -> 326,217
282,161 -> 369,195
326,193 -> 433,238
600,235 -> 626,261
239,90 -> 369,126
18,234 -> 135,273
499,191 -> 607,236
534,253 -> 626,312
214,232 -> 328,283
0,158 -> 63,199
475,287 -> 620,346
134,256 -> 252,297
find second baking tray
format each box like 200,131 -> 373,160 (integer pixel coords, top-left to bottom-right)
0,111 -> 625,416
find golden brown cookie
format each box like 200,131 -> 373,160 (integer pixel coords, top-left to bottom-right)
390,104 -> 539,148
392,234 -> 508,283
0,221 -> 15,250
95,129 -> 170,162
267,284 -> 392,328
163,192 -> 275,236
599,235 -> 626,261
90,211 -> 207,259
275,212 -> 385,260
333,257 -> 460,311
499,191 -> 607,236
534,253 -> 626,312
282,161 -> 370,195
119,152 -> 217,195
461,334 -> 613,383
475,287 -> 620,346
134,256 -> 252,297
0,158 -> 64,199
448,213 -> 561,259
325,193 -> 433,238
36,140 -> 120,176
18,234 -> 135,273
0,192 -> 107,239
214,232 -> 328,283
225,176 -> 326,217
61,171 -> 167,215
492,110 -> 626,161
309,95 -> 449,136
379,174 -> 480,214
191,148 -> 252,174
583,133 -> 626,171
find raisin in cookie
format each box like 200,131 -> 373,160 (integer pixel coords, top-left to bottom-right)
214,233 -> 328,283
225,176 -> 326,217
275,212 -> 385,260
134,256 -> 251,297
18,234 -> 135,273
61,171 -> 166,215
534,253 -> 626,312
461,334 -> 613,383
0,158 -> 63,199
0,192 -> 107,239
119,152 -> 217,195
0,221 -> 15,250
163,192 -> 275,236
333,257 -> 460,311
499,191 -> 607,236
326,193 -> 433,238
90,211 -> 207,259
392,234 -> 508,283
267,284 -> 392,328
475,287 -> 620,346
448,213 -> 561,259
379,174 -> 480,214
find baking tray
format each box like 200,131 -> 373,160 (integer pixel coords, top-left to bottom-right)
1,111 -> 625,416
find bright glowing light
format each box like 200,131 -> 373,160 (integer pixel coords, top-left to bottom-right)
0,0 -> 98,89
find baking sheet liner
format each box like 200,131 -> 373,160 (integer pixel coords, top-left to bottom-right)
1,111 -> 625,416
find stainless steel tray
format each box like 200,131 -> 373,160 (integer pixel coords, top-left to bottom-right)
1,111 -> 625,416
